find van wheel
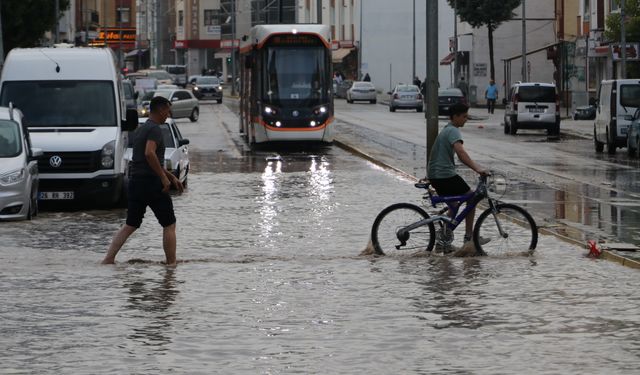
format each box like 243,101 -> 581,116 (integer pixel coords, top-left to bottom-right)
509,116 -> 518,135
27,191 -> 38,220
189,107 -> 199,122
217,98 -> 223,104
389,106 -> 396,112
636,138 -> 640,159
417,106 -> 423,112
594,128 -> 604,152
606,130 -> 616,154
503,118 -> 510,134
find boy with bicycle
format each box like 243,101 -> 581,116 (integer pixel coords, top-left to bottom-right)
427,102 -> 490,252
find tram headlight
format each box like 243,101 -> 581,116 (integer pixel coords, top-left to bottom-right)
275,121 -> 282,127
310,121 -> 317,127
313,106 -> 328,116
264,106 -> 277,115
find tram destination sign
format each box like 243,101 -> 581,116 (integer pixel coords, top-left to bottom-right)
268,34 -> 323,47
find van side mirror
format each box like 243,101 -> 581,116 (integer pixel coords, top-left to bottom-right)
30,147 -> 43,159
178,139 -> 190,146
387,91 -> 392,95
122,108 -> 139,131
134,92 -> 139,100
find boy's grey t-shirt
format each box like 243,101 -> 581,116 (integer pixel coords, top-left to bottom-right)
427,123 -> 462,179
129,119 -> 165,178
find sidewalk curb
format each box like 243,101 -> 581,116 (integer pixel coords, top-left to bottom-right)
334,136 -> 640,269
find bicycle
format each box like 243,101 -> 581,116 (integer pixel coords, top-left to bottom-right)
370,173 -> 538,256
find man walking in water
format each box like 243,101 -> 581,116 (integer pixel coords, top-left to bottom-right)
102,96 -> 184,266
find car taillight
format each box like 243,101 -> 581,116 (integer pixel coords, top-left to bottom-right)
417,94 -> 423,100
393,94 -> 399,99
514,93 -> 519,111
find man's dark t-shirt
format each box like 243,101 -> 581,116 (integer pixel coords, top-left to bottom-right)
129,119 -> 165,178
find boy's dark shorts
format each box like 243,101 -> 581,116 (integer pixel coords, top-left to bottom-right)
429,175 -> 471,196
126,176 -> 176,228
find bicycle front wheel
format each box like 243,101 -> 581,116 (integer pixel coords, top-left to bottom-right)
473,203 -> 538,256
371,203 -> 436,256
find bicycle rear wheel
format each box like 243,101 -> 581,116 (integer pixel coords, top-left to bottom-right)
473,203 -> 538,256
371,203 -> 436,256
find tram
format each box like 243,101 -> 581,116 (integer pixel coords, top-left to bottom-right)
239,24 -> 334,145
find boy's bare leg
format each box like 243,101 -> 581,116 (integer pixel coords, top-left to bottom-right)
162,223 -> 177,266
102,224 -> 137,264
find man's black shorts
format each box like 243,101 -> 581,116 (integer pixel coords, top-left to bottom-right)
429,175 -> 471,196
126,176 -> 176,228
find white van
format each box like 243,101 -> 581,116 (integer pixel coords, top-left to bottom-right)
594,79 -> 640,154
0,47 -> 138,206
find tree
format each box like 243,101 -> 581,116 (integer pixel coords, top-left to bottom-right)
447,0 -> 522,81
1,0 -> 70,54
605,0 -> 640,78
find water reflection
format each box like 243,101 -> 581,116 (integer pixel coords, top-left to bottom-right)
121,267 -> 180,350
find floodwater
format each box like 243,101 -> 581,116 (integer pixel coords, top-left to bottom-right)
1,148 -> 639,374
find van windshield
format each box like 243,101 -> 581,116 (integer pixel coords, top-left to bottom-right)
0,120 -> 22,157
166,66 -> 186,75
518,86 -> 556,102
620,84 -> 640,108
0,81 -> 116,127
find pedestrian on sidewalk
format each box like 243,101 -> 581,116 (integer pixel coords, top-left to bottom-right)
413,76 -> 422,87
427,102 -> 489,252
457,76 -> 469,98
102,96 -> 184,266
363,72 -> 371,82
485,79 -> 498,114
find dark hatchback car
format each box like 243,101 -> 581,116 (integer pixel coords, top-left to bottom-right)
191,76 -> 223,103
438,88 -> 467,115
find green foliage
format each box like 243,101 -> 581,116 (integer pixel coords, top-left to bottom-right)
1,0 -> 71,53
446,0 -> 522,31
604,0 -> 640,42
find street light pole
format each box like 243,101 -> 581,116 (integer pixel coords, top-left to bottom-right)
231,0 -> 237,96
358,0 -> 363,81
426,0 -> 438,171
453,0 -> 458,86
521,0 -> 527,82
0,0 -> 4,66
412,0 -> 415,84
621,0 -> 626,79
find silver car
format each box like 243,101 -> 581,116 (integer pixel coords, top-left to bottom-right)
388,84 -> 423,112
347,81 -> 377,104
151,89 -> 200,122
0,105 -> 41,220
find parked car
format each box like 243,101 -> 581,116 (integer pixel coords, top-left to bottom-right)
438,88 -> 467,116
335,80 -> 353,99
346,81 -> 376,104
626,108 -> 640,158
143,89 -> 200,122
573,105 -> 596,120
0,105 -> 41,220
388,84 -> 423,112
504,82 -> 560,136
125,117 -> 190,185
122,80 -> 138,111
191,76 -> 223,103
594,79 -> 640,154
136,69 -> 174,85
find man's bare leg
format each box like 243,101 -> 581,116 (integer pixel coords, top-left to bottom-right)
162,223 -> 177,266
102,224 -> 137,264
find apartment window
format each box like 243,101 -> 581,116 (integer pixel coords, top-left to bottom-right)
116,8 -> 130,24
204,9 -> 220,26
178,10 -> 184,27
609,0 -> 619,11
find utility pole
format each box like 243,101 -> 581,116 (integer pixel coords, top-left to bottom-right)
358,0 -> 363,81
55,0 -> 60,44
425,0 -> 438,170
521,0 -> 527,82
453,0 -> 458,86
621,0 -> 626,79
0,0 -> 4,67
231,0 -> 237,96
412,0 -> 415,84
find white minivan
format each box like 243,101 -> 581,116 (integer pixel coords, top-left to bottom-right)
0,47 -> 138,206
594,79 -> 640,154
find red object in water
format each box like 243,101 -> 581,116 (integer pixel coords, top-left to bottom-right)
587,240 -> 601,258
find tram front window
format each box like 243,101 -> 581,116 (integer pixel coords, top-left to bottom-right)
263,46 -> 329,107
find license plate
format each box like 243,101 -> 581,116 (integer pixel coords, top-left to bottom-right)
529,108 -> 544,113
39,191 -> 74,200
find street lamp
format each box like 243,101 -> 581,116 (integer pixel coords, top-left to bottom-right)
357,0 -> 363,81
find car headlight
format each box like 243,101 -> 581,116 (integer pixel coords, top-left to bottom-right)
101,140 -> 115,168
193,86 -> 199,91
0,169 -> 25,186
218,86 -> 223,90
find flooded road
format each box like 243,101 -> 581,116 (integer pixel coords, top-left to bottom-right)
1,104 -> 639,374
